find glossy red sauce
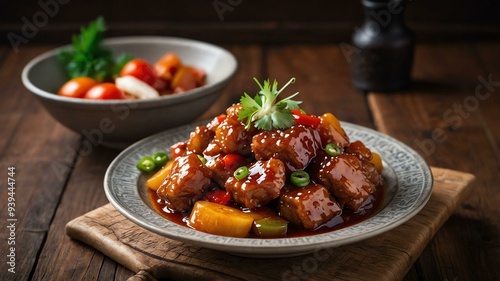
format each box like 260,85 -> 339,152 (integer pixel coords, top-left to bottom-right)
148,184 -> 385,238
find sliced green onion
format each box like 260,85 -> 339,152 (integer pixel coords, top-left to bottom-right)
234,166 -> 249,180
290,170 -> 310,187
136,156 -> 156,173
325,143 -> 342,157
152,152 -> 169,166
197,154 -> 207,165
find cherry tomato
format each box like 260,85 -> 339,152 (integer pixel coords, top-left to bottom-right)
120,59 -> 166,91
154,52 -> 182,81
57,77 -> 97,98
84,83 -> 125,100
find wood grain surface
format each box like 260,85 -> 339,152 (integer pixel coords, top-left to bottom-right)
65,167 -> 475,281
0,42 -> 498,280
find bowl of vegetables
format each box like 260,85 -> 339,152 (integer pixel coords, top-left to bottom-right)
22,18 -> 237,148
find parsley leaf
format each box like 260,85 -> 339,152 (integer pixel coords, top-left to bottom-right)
57,17 -> 130,82
238,77 -> 302,130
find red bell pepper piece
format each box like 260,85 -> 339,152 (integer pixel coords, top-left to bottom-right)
204,189 -> 231,205
292,109 -> 321,128
223,153 -> 247,173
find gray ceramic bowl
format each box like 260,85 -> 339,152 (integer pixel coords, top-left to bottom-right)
22,36 -> 237,148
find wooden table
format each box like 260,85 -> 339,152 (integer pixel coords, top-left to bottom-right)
1,41 -> 499,280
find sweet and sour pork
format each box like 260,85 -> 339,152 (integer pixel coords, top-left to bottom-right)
156,103 -> 383,231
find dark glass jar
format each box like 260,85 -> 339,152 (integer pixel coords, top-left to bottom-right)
351,0 -> 414,92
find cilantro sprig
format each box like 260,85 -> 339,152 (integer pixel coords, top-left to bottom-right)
57,17 -> 131,82
238,77 -> 302,130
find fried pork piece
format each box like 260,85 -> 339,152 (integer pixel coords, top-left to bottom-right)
345,140 -> 373,161
203,139 -> 222,156
345,141 -> 383,185
157,153 -> 213,212
186,125 -> 214,154
279,183 -> 341,229
313,153 -> 381,211
205,155 -> 228,186
170,141 -> 187,158
225,158 -> 286,208
225,103 -> 243,119
252,125 -> 321,171
212,103 -> 258,156
215,115 -> 253,155
206,114 -> 226,132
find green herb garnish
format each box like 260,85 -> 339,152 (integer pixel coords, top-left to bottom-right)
57,17 -> 130,82
238,77 -> 302,130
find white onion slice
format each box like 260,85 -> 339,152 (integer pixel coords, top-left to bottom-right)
115,76 -> 160,99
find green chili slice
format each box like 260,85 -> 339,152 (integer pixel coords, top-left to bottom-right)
152,152 -> 169,166
197,154 -> 207,165
234,166 -> 249,180
325,143 -> 342,157
252,217 -> 288,237
290,170 -> 310,187
136,156 -> 156,173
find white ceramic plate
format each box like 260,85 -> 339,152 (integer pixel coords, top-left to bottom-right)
104,122 -> 433,257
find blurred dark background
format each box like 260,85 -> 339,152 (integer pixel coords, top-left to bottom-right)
1,0 -> 499,46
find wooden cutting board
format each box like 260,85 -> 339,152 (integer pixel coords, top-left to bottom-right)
66,167 -> 475,281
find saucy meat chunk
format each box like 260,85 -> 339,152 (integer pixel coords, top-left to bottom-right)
345,140 -> 373,161
215,117 -> 253,156
212,103 -> 260,156
279,183 -> 341,229
225,103 -> 243,119
157,153 -> 212,212
225,158 -> 286,208
186,125 -> 214,154
205,155 -> 228,186
345,141 -> 383,185
313,154 -> 380,211
203,140 -> 222,156
206,114 -> 226,132
170,141 -> 187,159
252,125 -> 321,171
